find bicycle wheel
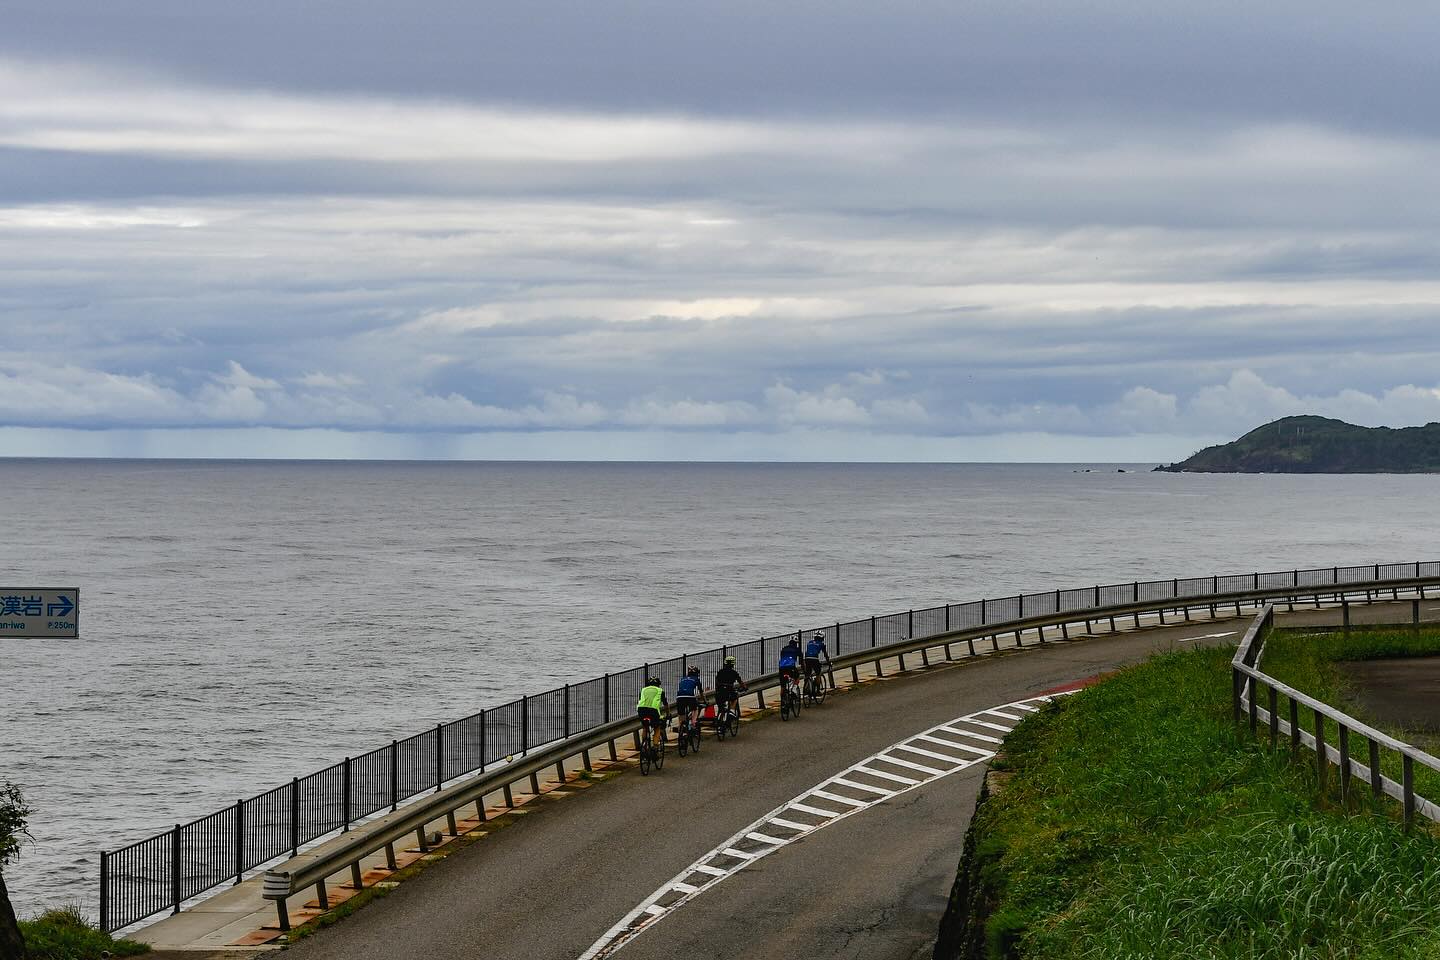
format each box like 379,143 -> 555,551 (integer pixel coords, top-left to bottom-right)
780,690 -> 790,720
716,715 -> 726,741
656,734 -> 666,769
727,710 -> 740,738
690,723 -> 701,753
639,739 -> 651,776
814,676 -> 827,705
678,723 -> 689,757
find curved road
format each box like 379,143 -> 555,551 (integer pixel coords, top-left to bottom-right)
286,618 -> 1243,960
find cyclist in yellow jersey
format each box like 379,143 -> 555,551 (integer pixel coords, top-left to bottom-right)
636,676 -> 668,747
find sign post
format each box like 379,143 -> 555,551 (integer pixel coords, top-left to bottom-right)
0,588 -> 79,638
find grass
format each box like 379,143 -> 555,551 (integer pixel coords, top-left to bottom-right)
974,644 -> 1440,959
1259,626 -> 1440,800
18,905 -> 150,959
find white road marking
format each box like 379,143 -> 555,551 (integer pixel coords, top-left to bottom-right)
868,754 -> 945,776
964,718 -> 1014,733
831,777 -> 895,796
1178,631 -> 1237,643
917,733 -> 991,756
893,742 -> 970,764
939,726 -> 1003,744
577,691 -> 1074,960
852,766 -> 918,785
985,710 -> 1022,721
767,817 -> 812,832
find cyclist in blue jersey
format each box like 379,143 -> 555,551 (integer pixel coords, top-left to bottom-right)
804,631 -> 831,691
675,666 -> 705,734
777,634 -> 802,687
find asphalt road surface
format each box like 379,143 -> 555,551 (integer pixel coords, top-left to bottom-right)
285,617 -> 1250,960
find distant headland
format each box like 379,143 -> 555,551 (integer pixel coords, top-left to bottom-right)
1155,415 -> 1440,473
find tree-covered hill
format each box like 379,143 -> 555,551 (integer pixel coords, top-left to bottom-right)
1155,415 -> 1440,473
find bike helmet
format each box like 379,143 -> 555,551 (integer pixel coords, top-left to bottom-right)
647,676 -> 660,686
813,632 -> 825,641
724,655 -> 736,665
688,666 -> 701,678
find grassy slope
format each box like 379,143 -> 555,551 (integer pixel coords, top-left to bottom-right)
17,906 -> 149,959
978,644 -> 1440,960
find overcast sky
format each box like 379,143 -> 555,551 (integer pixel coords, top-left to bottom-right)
4,0 -> 1440,461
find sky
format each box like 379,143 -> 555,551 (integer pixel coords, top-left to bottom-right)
4,0 -> 1440,461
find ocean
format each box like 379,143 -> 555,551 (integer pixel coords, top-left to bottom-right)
3,459 -> 1439,917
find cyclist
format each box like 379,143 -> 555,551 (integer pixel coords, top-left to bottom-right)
777,633 -> 803,698
804,631 -> 832,692
715,655 -> 746,717
675,666 -> 705,736
636,676 -> 668,748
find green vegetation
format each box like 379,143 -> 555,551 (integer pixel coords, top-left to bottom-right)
973,645 -> 1440,959
1155,415 -> 1440,473
16,907 -> 149,960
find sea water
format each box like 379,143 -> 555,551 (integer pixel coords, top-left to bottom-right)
3,459 -> 1438,916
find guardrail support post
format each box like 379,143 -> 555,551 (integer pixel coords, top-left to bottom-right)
290,778 -> 300,858
1247,678 -> 1257,735
1369,740 -> 1382,797
1404,755 -> 1416,831
390,740 -> 399,812
851,662 -> 860,683
350,862 -> 364,890
446,809 -> 458,837
1314,710 -> 1327,798
100,851 -> 109,933
316,879 -> 329,910
529,772 -> 541,795
275,897 -> 290,932
1289,698 -> 1300,759
503,784 -> 515,807
172,823 -> 182,914
1338,724 -> 1351,807
235,799 -> 245,882
385,841 -> 397,870
1267,687 -> 1278,750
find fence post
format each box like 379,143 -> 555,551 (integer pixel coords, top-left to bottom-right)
1093,585 -> 1100,606
480,708 -> 487,771
564,684 -> 571,739
1413,599 -> 1421,630
1338,724 -> 1351,807
100,850 -> 109,932
1343,601 -> 1351,634
341,758 -> 351,832
870,616 -> 877,645
908,609 -> 914,637
290,778 -> 300,858
390,740 -> 399,811
435,723 -> 444,792
602,674 -> 611,724
1231,668 -> 1241,725
172,823 -> 182,914
1017,594 -> 1024,618
835,623 -> 842,655
522,696 -> 530,754
1132,581 -> 1139,603
944,606 -> 950,632
1404,755 -> 1416,831
1289,698 -> 1300,759
235,799 -> 246,882
1314,710 -> 1327,797
1370,741 -> 1382,797
1253,572 -> 1259,591
1267,687 -> 1278,751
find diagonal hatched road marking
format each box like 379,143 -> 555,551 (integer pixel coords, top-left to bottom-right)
576,692 -> 1072,960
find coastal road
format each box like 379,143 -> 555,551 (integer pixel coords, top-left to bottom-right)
284,617 -> 1248,960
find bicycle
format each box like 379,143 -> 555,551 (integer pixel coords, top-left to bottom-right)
638,716 -> 666,775
715,689 -> 743,740
677,708 -> 702,756
780,673 -> 801,721
804,665 -> 827,706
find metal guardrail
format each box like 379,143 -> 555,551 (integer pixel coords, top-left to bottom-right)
100,558 -> 1440,932
1232,604 -> 1440,829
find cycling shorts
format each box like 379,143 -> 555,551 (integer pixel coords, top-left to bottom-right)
716,684 -> 739,703
637,707 -> 662,726
804,657 -> 822,673
675,696 -> 699,716
779,665 -> 798,681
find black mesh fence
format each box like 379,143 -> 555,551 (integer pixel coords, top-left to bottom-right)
101,558 -> 1440,932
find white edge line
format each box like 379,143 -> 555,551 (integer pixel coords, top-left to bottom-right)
576,691 -> 1074,960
